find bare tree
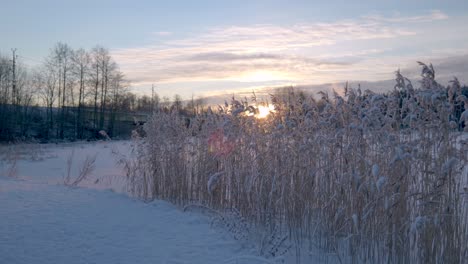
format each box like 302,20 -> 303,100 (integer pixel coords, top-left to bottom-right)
152,92 -> 160,112
16,66 -> 35,137
0,43 -> 133,141
161,96 -> 171,112
0,54 -> 12,139
172,94 -> 183,112
91,46 -> 116,131
71,48 -> 90,139
49,42 -> 73,139
36,64 -> 57,138
91,47 -> 101,129
107,70 -> 128,136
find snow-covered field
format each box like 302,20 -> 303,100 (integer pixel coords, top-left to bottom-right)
0,141 -> 262,264
0,134 -> 465,263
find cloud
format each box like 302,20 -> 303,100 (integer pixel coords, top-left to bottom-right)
364,10 -> 448,23
111,10 -> 460,95
154,31 -> 172,36
187,52 -> 281,62
168,22 -> 414,52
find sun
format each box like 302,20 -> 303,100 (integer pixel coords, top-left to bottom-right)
256,105 -> 275,119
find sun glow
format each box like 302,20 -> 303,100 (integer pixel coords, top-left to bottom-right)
256,105 -> 275,119
240,70 -> 287,82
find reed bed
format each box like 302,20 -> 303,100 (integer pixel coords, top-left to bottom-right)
127,64 -> 467,263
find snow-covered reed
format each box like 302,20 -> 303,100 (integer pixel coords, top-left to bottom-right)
129,63 -> 467,263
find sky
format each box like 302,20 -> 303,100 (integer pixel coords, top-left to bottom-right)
1,0 -> 468,99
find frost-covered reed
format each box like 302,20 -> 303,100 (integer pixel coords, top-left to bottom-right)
128,63 -> 467,263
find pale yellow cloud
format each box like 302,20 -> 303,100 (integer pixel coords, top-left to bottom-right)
111,10 -> 463,95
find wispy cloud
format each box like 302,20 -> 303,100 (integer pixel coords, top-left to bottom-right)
187,52 -> 281,62
111,10 -> 459,95
363,10 -> 448,23
154,31 -> 172,36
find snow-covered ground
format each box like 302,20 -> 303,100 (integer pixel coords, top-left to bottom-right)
0,141 -> 130,192
0,141 -> 262,264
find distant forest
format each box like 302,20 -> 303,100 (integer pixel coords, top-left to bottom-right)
0,43 -> 205,142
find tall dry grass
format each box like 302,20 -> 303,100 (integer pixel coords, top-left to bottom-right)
128,63 -> 467,263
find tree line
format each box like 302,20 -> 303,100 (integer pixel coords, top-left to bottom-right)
0,42 -> 205,142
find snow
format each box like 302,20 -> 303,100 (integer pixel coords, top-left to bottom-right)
0,141 -> 261,264
0,141 -> 130,192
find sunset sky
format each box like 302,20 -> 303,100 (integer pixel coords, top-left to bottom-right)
1,0 -> 468,99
